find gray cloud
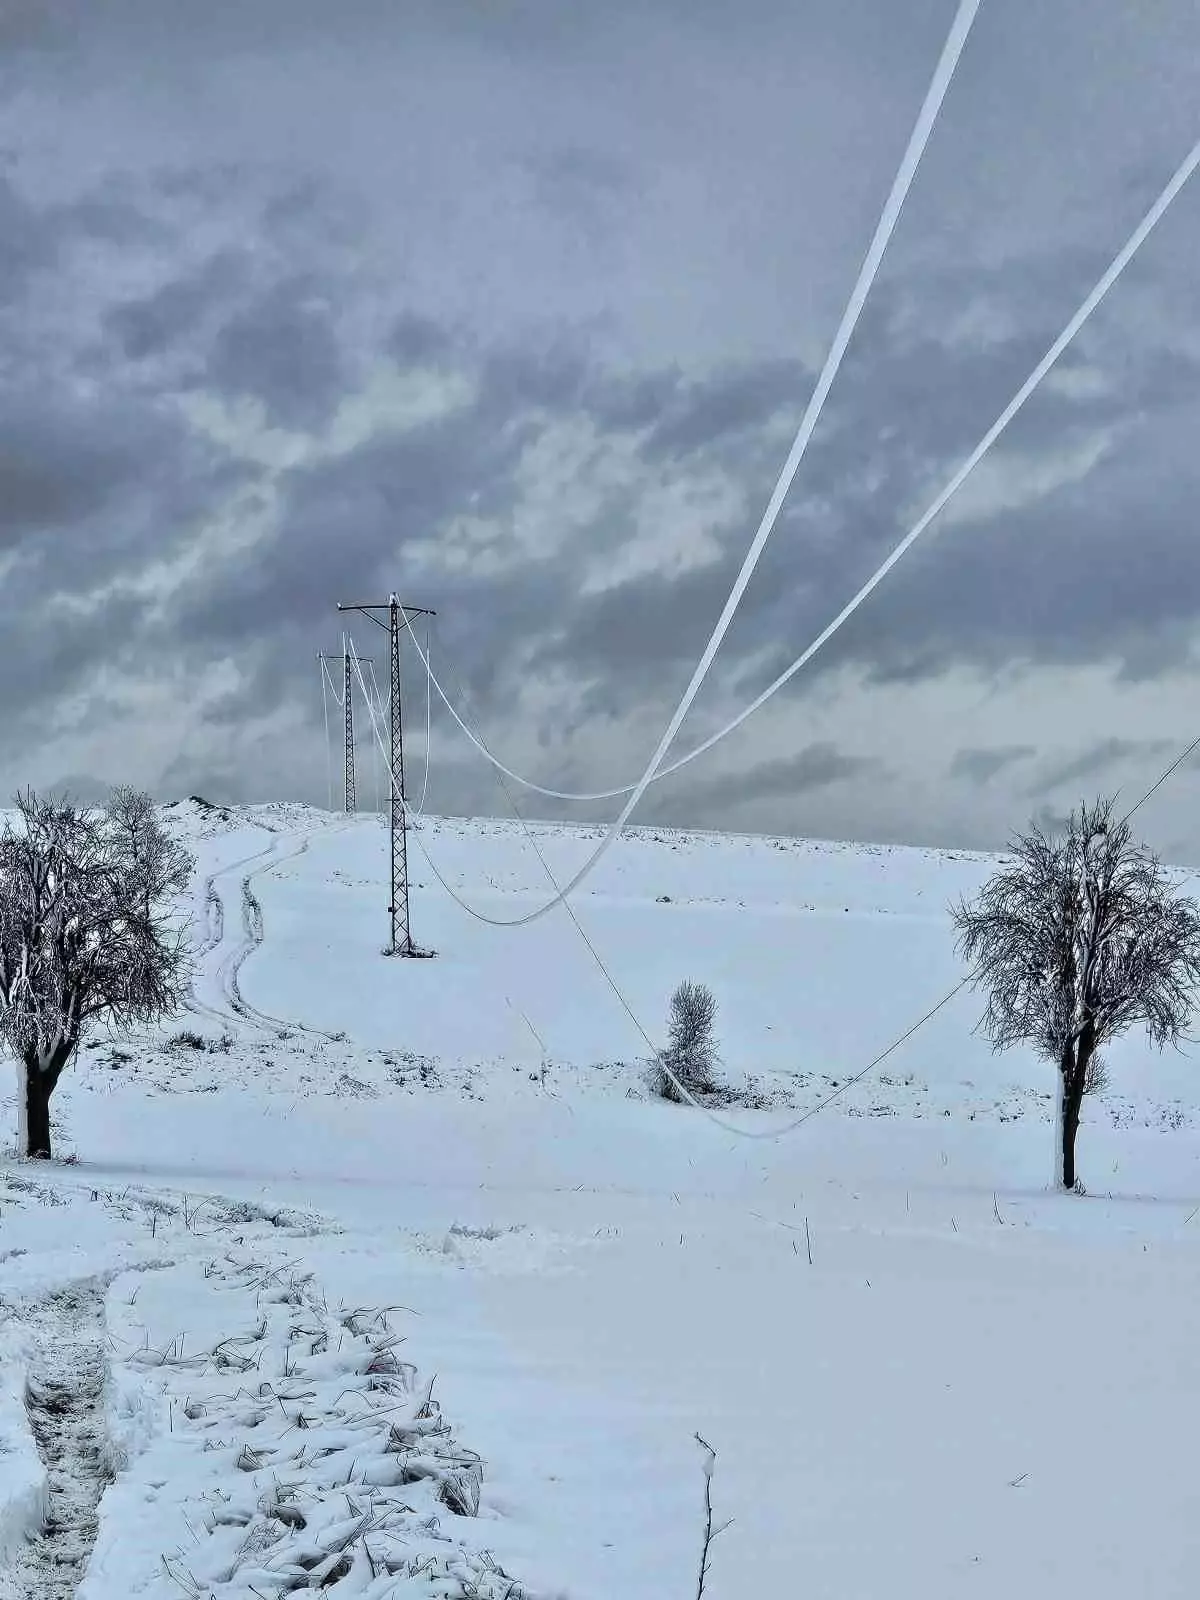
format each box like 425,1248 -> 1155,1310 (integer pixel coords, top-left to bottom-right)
1033,737 -> 1177,798
1,0 -> 1199,858
206,281 -> 345,429
951,746 -> 1036,786
1029,803 -> 1074,840
688,743 -> 886,814
107,249 -> 249,361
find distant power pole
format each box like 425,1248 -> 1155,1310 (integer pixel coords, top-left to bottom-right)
336,595 -> 436,956
344,653 -> 355,813
317,651 -> 371,813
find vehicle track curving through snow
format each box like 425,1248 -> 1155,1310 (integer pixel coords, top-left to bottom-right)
184,830 -> 284,1039
192,819 -> 357,1046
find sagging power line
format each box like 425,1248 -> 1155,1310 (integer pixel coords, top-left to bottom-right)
318,17 -> 1200,1137
315,0 -> 978,935
395,132 -> 1200,819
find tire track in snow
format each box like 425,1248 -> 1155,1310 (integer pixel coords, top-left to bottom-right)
1,1281 -> 109,1600
211,821 -> 357,1045
185,831 -> 284,1039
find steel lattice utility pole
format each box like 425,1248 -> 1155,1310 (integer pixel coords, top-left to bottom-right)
344,653 -> 356,813
317,652 -> 371,813
336,595 -> 436,956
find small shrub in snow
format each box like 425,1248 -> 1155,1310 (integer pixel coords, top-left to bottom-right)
170,1030 -> 207,1051
652,980 -> 720,1104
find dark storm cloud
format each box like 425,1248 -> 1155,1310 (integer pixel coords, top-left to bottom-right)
206,281 -> 345,430
528,244 -> 1200,711
1029,803 -> 1074,839
0,396 -> 136,541
0,172 -> 58,303
157,343 -> 587,728
951,746 -> 1036,785
1033,737 -> 1177,798
107,249 -> 250,361
2,0 -> 1199,851
0,381 -> 238,576
44,774 -> 122,808
388,312 -> 456,368
0,180 -> 252,742
159,243 -> 1200,798
640,360 -> 806,462
689,743 -> 886,812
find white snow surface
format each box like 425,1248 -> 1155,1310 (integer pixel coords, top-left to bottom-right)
1,799 -> 1199,1597
0,1314 -> 47,1569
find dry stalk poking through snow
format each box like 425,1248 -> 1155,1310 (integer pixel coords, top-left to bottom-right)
693,1431 -> 732,1599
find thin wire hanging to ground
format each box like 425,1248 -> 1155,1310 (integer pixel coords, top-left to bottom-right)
366,655 -> 386,814
371,131 -> 1200,1113
353,625 -> 1200,1142
413,620 -> 433,816
320,659 -> 335,812
399,132 -> 1200,814
350,634 -> 964,1134
320,654 -> 346,710
379,0 -> 978,926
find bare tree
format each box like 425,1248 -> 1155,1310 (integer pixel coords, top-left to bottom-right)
953,797 -> 1200,1191
654,979 -> 720,1103
0,790 -> 194,1159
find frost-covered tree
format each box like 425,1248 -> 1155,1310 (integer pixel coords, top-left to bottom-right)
654,979 -> 720,1103
0,790 -> 193,1159
953,797 -> 1200,1191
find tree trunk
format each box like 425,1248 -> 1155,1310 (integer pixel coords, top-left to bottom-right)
1054,1042 -> 1075,1189
20,1043 -> 73,1160
1060,1036 -> 1092,1192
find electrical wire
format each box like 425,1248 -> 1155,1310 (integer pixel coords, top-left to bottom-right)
399,133 -> 1200,814
346,635 -> 736,1121
380,0 -> 979,925
366,655 -> 386,815
320,654 -> 347,711
1120,733 -> 1200,826
352,624 -> 1200,1140
335,66 -> 1200,1134
349,630 -> 957,1132
320,658 -> 335,812
421,644 -> 966,1134
413,621 -> 433,817
350,632 -> 970,1133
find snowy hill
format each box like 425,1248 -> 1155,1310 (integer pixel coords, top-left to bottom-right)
3,803 -> 1200,1598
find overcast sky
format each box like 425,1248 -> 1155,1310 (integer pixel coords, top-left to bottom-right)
3,0 -> 1200,857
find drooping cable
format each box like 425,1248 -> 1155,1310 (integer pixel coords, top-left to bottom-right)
320,658 -> 335,812
400,134 -> 1200,812
348,630 -> 1200,1139
349,632 -> 970,1133
366,655 -> 386,815
383,0 -> 980,925
412,620 -> 433,817
321,654 -> 347,711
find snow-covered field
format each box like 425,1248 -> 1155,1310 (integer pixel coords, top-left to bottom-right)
3,800 -> 1200,1597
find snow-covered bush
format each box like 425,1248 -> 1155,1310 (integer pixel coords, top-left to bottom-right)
651,979 -> 720,1104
